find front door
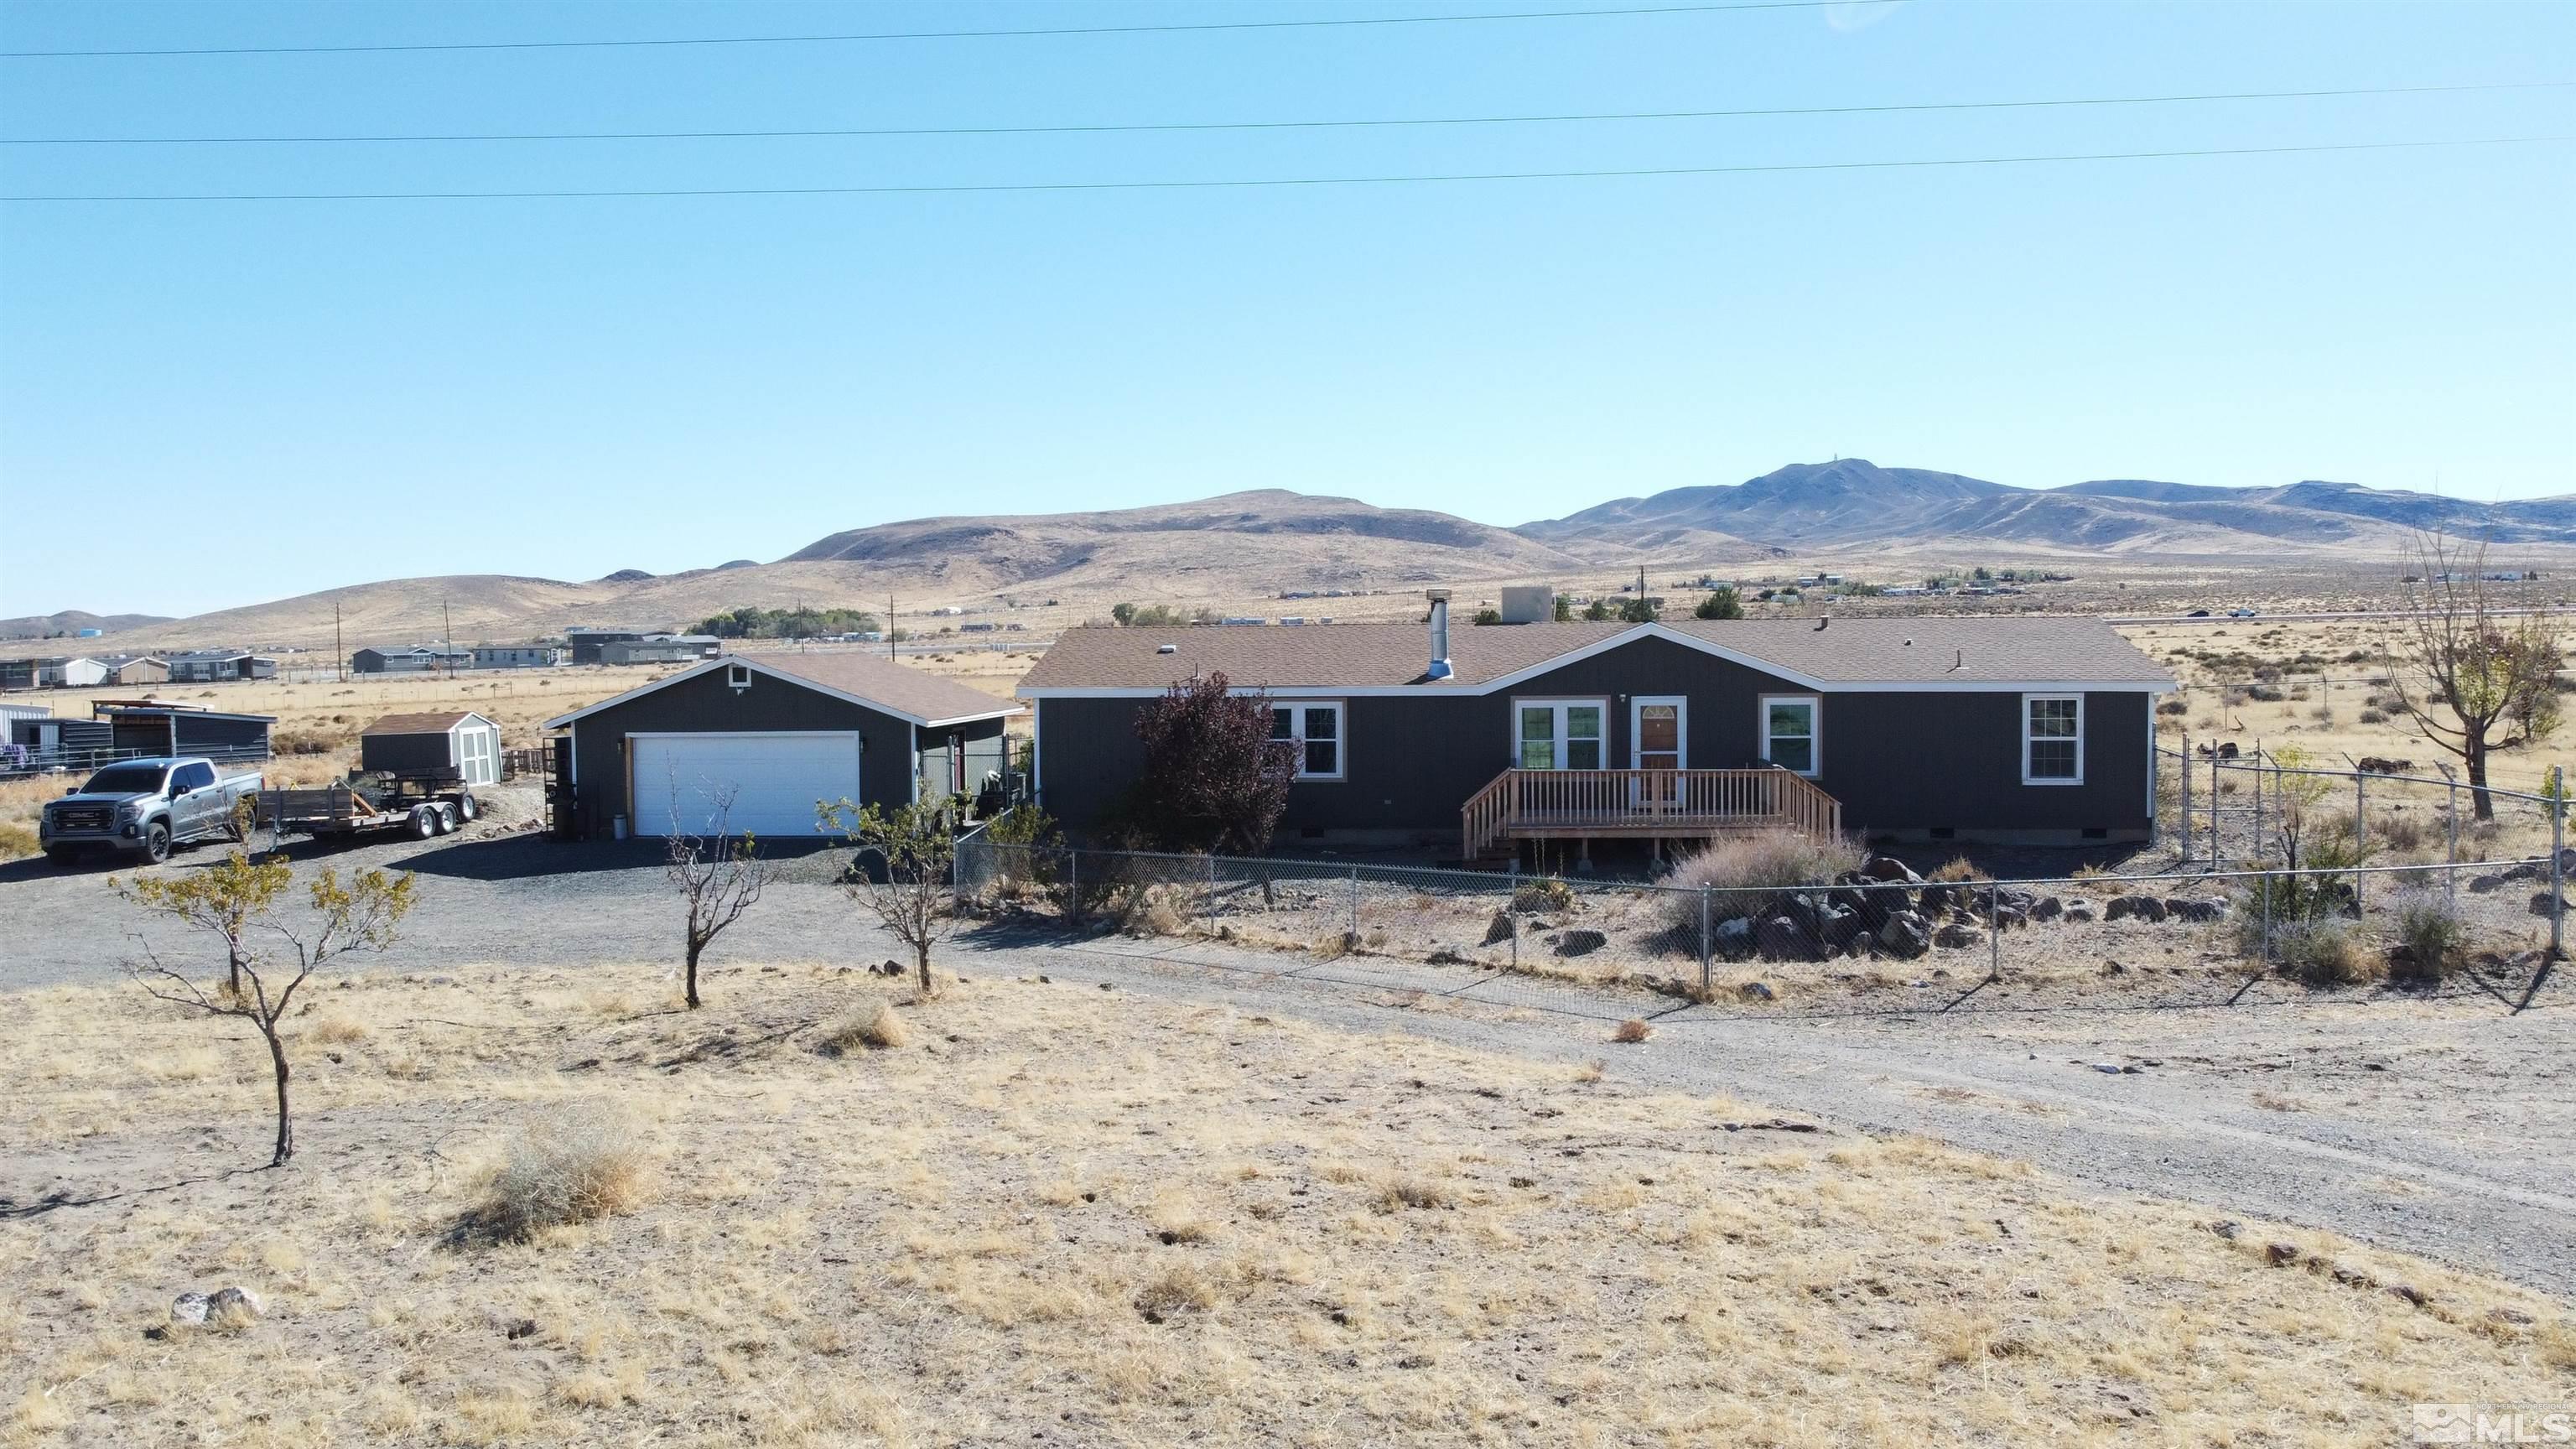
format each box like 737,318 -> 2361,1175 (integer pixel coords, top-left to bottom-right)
1630,697 -> 1685,811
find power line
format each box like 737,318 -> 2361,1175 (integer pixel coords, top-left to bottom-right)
2,135 -> 2560,203
0,1 -> 1883,60
8,80 -> 2563,147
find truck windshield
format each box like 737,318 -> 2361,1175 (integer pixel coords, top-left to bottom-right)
80,765 -> 169,795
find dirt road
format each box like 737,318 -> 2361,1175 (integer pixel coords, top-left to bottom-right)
4,823 -> 2568,1297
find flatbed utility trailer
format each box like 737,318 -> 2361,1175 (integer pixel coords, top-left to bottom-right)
253,769 -> 481,844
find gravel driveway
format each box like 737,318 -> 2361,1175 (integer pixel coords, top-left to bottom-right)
5,823 -> 2570,1298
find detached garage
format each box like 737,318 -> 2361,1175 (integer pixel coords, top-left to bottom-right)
361,711 -> 503,787
543,652 -> 1021,839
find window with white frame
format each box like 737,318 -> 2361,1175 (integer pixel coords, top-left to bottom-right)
2023,694 -> 2083,784
1761,696 -> 1820,776
1515,699 -> 1606,770
1270,702 -> 1344,780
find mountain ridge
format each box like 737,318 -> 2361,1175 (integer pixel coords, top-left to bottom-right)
22,465 -> 2573,652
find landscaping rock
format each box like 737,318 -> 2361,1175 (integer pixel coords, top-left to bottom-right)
2029,896 -> 2064,922
2106,896 -> 2168,924
1878,911 -> 1932,958
1426,947 -> 1472,965
1755,915 -> 1815,961
2166,898 -> 2229,923
1993,906 -> 2029,930
2530,893 -> 2571,919
1918,884 -> 1955,915
1740,981 -> 1775,1001
1933,922 -> 1983,950
1711,916 -> 1755,959
2467,874 -> 2506,894
1481,910 -> 1515,946
1555,929 -> 1608,958
207,1287 -> 261,1322
2264,1242 -> 2300,1266
169,1292 -> 210,1327
2064,899 -> 2097,922
1860,855 -> 1922,885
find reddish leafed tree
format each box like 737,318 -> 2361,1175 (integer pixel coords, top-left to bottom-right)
1130,671 -> 1299,855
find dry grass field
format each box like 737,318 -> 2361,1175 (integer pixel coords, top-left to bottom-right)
4,962 -> 2568,1447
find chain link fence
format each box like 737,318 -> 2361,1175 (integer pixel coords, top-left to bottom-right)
2158,745 -> 2565,872
957,832 -> 2564,1021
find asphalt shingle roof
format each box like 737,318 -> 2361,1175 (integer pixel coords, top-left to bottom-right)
1018,616 -> 2172,692
363,711 -> 488,735
750,651 -> 1024,724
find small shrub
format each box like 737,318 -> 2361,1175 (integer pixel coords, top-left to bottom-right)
2357,708 -> 2389,725
2270,920 -> 2381,987
1511,877 -> 1575,914
0,820 -> 38,860
467,1105 -> 651,1239
1664,829 -> 1863,923
2372,812 -> 2428,853
305,1011 -> 368,1045
1926,856 -> 1988,884
2387,890 -> 2467,984
1134,1265 -> 1218,1320
821,1002 -> 907,1053
1374,1175 -> 1453,1212
2156,699 -> 2189,716
1612,1018 -> 1652,1045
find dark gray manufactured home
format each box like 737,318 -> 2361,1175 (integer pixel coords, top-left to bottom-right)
544,652 -> 1021,839
1017,598 -> 2175,860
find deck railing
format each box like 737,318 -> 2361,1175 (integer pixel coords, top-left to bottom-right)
1461,766 -> 1842,860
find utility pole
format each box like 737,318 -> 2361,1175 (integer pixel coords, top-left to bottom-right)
333,602 -> 343,684
442,599 -> 454,678
887,593 -> 896,661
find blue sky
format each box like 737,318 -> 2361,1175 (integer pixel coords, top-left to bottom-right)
3,0 -> 2570,616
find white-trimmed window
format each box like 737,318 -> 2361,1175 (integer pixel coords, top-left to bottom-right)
1761,695 -> 1820,776
1270,702 -> 1344,781
726,662 -> 753,690
2023,693 -> 2084,784
1514,699 -> 1607,770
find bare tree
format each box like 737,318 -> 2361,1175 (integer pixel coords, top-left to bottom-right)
118,801 -> 288,996
818,797 -> 954,995
120,865 -> 416,1166
664,784 -> 772,1010
2387,532 -> 2563,819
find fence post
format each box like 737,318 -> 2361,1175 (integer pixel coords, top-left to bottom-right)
1698,886 -> 1712,992
2352,771 -> 2367,916
1348,865 -> 1359,944
2551,766 -> 2564,963
2179,734 -> 2193,865
1987,882 -> 2001,983
1205,854 -> 1218,937
2209,753 -> 2221,865
1067,849 -> 1081,928
2251,752 -> 2263,859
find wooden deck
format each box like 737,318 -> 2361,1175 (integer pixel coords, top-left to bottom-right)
1461,766 -> 1841,861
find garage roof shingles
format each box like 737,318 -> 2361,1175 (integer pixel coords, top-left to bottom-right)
1018,617 -> 2172,692
750,652 -> 1021,724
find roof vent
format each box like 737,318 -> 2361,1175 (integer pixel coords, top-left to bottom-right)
1156,643 -> 1177,655
1425,589 -> 1453,681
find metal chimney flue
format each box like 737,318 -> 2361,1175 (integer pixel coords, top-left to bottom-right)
1425,589 -> 1453,680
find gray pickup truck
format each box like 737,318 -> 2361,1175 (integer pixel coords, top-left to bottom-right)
40,756 -> 264,866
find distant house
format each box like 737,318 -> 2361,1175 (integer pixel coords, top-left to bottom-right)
97,655 -> 169,686
1018,593 -> 2178,859
0,659 -> 35,691
351,645 -> 472,674
600,636 -> 721,667
166,650 -> 278,683
472,644 -> 565,669
543,652 -> 1021,839
565,628 -> 650,664
35,657 -> 108,688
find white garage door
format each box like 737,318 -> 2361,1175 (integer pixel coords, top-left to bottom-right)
631,732 -> 862,838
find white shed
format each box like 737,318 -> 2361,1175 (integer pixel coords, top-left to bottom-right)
359,711 -> 504,787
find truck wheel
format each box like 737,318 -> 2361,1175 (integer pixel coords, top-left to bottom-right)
454,792 -> 479,822
410,808 -> 439,840
434,804 -> 458,834
143,823 -> 172,864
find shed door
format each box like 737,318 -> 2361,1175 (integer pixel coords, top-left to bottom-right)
457,725 -> 500,787
630,732 -> 861,838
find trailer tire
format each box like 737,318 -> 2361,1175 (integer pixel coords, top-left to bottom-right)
454,792 -> 479,822
435,803 -> 459,834
410,808 -> 439,840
